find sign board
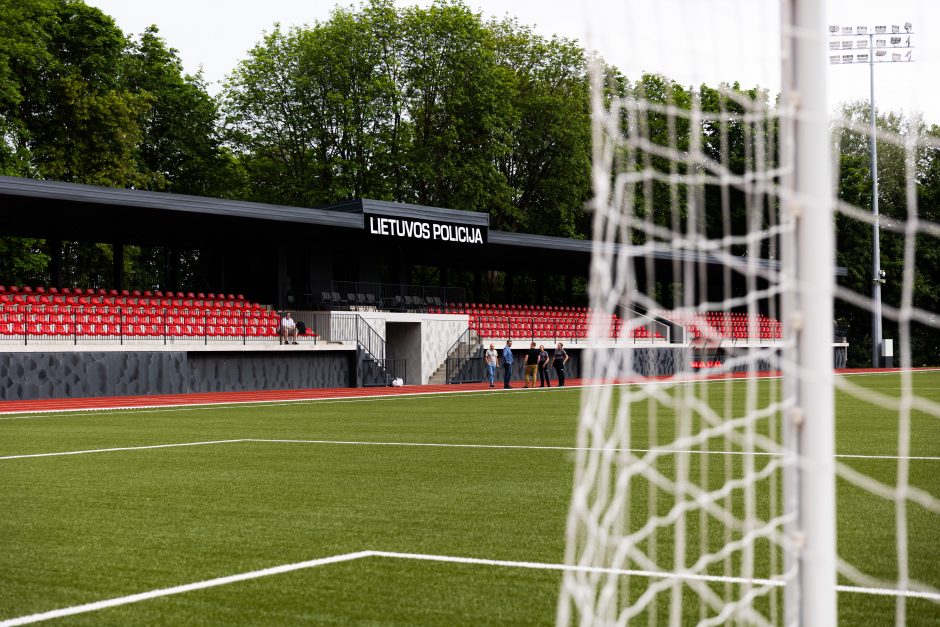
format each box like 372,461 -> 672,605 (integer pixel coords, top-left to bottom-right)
365,213 -> 486,245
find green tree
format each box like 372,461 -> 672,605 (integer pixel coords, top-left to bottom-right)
835,103 -> 940,366
0,0 -> 149,185
123,26 -> 235,196
488,18 -> 590,237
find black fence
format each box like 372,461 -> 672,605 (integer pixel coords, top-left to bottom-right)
473,318 -> 671,345
304,281 -> 466,312
362,357 -> 407,387
444,328 -> 484,383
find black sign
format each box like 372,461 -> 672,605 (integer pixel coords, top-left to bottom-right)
366,214 -> 486,245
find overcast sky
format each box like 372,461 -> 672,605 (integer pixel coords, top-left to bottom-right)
86,0 -> 939,125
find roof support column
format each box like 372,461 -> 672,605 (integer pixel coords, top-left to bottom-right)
113,241 -> 124,291
48,238 -> 62,288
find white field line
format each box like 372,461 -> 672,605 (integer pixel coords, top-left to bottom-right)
0,439 -> 247,461
2,550 -> 936,626
0,551 -> 372,627
251,439 -> 940,461
1,437 -> 938,462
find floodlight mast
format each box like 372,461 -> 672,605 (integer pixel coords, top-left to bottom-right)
829,23 -> 914,368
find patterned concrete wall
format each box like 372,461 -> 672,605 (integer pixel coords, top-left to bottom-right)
188,352 -> 350,392
0,351 -> 351,401
0,352 -> 188,400
421,318 -> 469,384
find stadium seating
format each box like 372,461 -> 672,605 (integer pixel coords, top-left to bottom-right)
440,303 -> 782,343
654,310 -> 782,341
442,302 -> 665,342
0,285 -> 312,343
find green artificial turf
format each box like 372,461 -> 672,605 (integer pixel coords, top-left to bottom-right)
0,373 -> 937,625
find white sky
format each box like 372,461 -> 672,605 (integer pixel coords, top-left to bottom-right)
86,0 -> 939,125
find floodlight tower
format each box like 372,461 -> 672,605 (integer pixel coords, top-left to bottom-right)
829,22 -> 914,368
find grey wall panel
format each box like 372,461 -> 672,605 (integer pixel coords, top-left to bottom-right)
0,351 -> 348,401
0,352 -> 190,400
186,352 -> 348,392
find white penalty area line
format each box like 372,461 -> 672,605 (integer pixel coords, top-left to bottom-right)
0,439 -> 247,461
0,551 -> 372,627
2,550 -> 937,626
2,437 -> 939,462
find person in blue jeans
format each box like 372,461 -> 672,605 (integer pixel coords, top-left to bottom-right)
484,343 -> 498,387
501,340 -> 514,388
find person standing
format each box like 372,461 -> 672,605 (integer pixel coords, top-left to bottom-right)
484,343 -> 499,388
538,344 -> 551,387
552,342 -> 569,386
280,312 -> 298,345
523,341 -> 540,388
501,339 -> 514,389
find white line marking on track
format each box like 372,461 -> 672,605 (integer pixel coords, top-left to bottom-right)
2,550 -> 936,625
0,385 -> 584,418
1,437 -> 937,461
2,367 -> 939,419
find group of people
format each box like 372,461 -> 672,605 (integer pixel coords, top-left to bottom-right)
484,340 -> 569,389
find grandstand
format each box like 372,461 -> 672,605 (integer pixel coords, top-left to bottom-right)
0,175 -> 844,402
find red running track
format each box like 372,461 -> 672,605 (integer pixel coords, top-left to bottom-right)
0,380 -> 601,415
0,368 -> 932,415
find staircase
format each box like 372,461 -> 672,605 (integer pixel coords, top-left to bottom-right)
428,361 -> 448,385
443,328 -> 483,384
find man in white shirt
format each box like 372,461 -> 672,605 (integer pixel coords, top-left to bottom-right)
280,312 -> 298,345
484,343 -> 498,387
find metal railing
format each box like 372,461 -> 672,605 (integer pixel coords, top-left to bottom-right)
445,328 -> 483,383
316,312 -> 386,360
308,311 -> 405,387
471,316 -> 671,345
305,281 -> 466,312
362,357 -> 406,387
0,304 -> 316,346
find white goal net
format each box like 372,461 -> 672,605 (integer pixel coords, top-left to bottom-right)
559,1 -> 940,625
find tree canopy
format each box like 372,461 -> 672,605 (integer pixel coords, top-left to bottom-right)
221,0 -> 591,237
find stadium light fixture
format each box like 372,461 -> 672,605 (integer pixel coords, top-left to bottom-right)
829,21 -> 914,367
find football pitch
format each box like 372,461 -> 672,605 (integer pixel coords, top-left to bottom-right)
1,372 -> 938,625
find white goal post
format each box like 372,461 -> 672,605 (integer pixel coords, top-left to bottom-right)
558,0 -> 940,625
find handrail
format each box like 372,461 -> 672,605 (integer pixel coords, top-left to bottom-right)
445,327 -> 483,383
306,280 -> 467,311
321,312 -> 387,360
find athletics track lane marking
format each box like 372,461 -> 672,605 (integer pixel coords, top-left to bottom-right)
1,550 -> 937,626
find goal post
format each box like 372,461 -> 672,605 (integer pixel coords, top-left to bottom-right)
553,0 -> 931,623
788,0 -> 836,624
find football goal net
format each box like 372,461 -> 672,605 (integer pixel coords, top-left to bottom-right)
559,0 -> 940,625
